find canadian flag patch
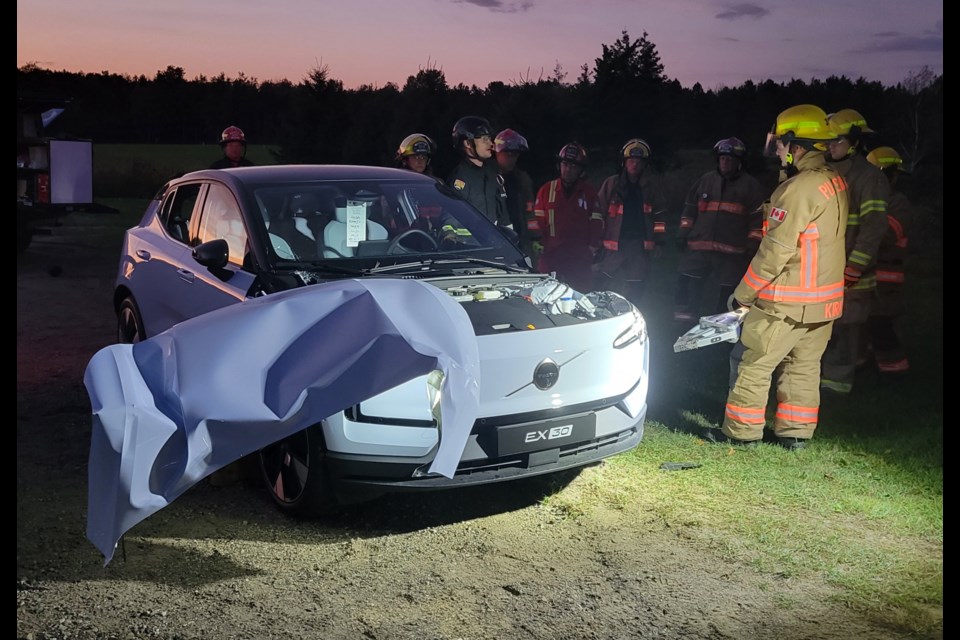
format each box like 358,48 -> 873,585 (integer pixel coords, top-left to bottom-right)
769,207 -> 787,222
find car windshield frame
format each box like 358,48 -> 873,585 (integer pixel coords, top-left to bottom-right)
245,177 -> 526,272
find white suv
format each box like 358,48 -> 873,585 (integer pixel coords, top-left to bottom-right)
110,165 -> 650,516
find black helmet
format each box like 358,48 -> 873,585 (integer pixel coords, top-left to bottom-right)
452,116 -> 494,149
713,137 -> 746,159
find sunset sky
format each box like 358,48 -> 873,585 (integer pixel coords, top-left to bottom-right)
17,0 -> 943,89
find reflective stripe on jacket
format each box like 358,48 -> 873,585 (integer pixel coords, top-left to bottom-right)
829,153 -> 891,291
734,151 -> 849,324
874,190 -> 912,286
532,178 -> 603,250
597,171 -> 665,252
678,169 -> 765,254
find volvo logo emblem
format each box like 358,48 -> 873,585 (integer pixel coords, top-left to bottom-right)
533,359 -> 560,390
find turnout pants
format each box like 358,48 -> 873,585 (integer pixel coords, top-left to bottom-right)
821,289 -> 874,393
867,283 -> 909,373
723,306 -> 834,442
594,238 -> 651,306
674,250 -> 746,322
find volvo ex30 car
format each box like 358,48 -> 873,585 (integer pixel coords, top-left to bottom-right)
113,165 -> 649,515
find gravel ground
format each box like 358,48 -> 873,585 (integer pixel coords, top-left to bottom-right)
17,217 -> 926,640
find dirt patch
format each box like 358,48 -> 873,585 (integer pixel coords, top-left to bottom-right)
17,217 -> 924,640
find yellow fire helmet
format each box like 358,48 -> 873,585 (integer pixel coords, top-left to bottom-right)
766,104 -> 833,154
396,133 -> 436,159
866,146 -> 907,172
621,138 -> 652,159
827,108 -> 874,139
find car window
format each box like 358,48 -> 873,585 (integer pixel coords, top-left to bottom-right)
253,180 -> 522,264
196,182 -> 248,266
158,183 -> 202,245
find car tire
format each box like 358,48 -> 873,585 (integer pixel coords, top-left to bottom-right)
117,296 -> 146,344
259,423 -> 338,516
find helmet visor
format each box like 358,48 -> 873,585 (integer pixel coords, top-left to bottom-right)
763,131 -> 779,158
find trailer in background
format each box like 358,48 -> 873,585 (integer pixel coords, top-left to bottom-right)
17,94 -> 117,252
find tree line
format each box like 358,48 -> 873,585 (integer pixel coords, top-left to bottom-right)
18,30 -> 942,216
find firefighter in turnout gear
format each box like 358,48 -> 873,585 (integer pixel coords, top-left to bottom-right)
820,109 -> 891,394
712,104 -> 848,449
447,116 -> 511,228
532,142 -> 604,293
673,137 -> 766,324
595,138 -> 667,305
864,146 -> 912,374
396,133 -> 438,177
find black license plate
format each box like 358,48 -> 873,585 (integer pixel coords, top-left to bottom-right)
495,413 -> 597,456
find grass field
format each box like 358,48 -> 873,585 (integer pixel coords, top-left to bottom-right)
548,246 -> 943,635
93,144 -> 280,198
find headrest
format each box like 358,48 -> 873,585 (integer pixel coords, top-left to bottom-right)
290,193 -> 319,217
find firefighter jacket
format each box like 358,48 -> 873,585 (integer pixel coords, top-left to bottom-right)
828,153 -> 890,291
678,169 -> 766,254
876,190 -> 912,288
733,151 -> 849,324
448,158 -> 510,227
597,171 -> 666,253
533,178 -> 603,251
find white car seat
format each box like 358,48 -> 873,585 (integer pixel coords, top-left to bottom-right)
323,204 -> 387,258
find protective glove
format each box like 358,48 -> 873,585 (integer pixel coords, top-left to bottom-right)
531,240 -> 544,256
844,265 -> 863,288
726,293 -> 750,312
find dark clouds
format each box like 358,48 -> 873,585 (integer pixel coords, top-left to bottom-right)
715,3 -> 768,20
457,0 -> 534,12
850,20 -> 943,54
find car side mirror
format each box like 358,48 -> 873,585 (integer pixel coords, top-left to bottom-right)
192,239 -> 234,281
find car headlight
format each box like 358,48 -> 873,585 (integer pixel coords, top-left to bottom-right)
425,369 -> 444,429
613,308 -> 647,349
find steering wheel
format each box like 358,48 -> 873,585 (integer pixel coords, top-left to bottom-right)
386,228 -> 439,255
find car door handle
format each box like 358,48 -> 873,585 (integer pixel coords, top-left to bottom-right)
177,269 -> 196,284
135,249 -> 150,260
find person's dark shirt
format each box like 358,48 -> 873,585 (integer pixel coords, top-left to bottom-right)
619,178 -> 646,241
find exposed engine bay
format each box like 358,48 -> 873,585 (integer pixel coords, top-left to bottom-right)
432,276 -> 634,336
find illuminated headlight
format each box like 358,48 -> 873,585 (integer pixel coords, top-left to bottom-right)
613,308 -> 647,349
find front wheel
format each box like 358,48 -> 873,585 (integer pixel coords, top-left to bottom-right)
117,296 -> 146,344
258,423 -> 337,516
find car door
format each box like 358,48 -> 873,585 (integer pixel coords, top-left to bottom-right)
174,181 -> 257,320
131,181 -> 203,337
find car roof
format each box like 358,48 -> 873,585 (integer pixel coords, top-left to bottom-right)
179,164 -> 437,187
